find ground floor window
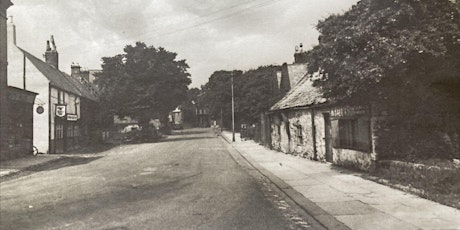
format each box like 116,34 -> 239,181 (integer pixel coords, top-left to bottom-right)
67,124 -> 74,137
332,117 -> 371,152
295,125 -> 303,144
74,125 -> 80,137
56,123 -> 64,139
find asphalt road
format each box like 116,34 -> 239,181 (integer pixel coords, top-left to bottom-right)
0,128 -> 318,230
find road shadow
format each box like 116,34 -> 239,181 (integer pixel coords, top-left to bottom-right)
26,156 -> 103,172
1,156 -> 103,182
169,128 -> 211,136
63,143 -> 119,155
159,136 -> 215,143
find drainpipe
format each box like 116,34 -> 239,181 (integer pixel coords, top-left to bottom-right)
311,108 -> 318,160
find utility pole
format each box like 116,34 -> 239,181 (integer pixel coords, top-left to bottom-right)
231,73 -> 235,142
220,107 -> 223,133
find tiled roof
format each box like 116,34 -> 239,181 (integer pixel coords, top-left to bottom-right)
19,48 -> 98,101
270,73 -> 326,111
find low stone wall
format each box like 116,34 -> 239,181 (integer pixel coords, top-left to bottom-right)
333,148 -> 375,171
376,160 -> 460,188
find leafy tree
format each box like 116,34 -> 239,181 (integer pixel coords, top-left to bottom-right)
95,42 -> 191,130
200,70 -> 241,128
200,66 -> 281,129
181,87 -> 203,127
236,65 -> 281,124
306,0 -> 460,159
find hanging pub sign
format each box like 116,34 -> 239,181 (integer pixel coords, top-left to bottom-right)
56,104 -> 66,118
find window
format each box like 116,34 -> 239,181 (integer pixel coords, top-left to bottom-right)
67,124 -> 73,137
332,117 -> 371,152
295,125 -> 303,144
56,124 -> 64,139
74,125 -> 80,137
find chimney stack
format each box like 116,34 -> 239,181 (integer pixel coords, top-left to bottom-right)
71,62 -> 81,79
44,35 -> 58,69
294,43 -> 307,64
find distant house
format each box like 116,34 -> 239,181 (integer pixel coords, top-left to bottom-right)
7,19 -> 98,154
268,72 -> 379,171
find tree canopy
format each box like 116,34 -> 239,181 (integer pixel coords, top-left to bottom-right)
307,0 -> 459,104
306,0 -> 460,159
95,42 -> 191,126
200,66 -> 280,128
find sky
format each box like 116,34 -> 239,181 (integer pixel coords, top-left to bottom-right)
8,0 -> 359,87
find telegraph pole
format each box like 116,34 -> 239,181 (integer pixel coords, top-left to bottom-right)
231,73 -> 235,142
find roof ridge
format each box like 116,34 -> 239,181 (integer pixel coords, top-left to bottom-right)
18,47 -> 97,101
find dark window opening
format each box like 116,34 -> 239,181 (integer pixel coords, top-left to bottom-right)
295,125 -> 303,144
333,117 -> 371,152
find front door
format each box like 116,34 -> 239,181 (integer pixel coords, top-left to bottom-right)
323,113 -> 333,163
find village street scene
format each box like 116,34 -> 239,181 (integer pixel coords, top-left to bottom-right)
0,0 -> 459,229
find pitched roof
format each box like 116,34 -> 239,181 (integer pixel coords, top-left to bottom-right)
270,73 -> 326,111
19,48 -> 98,101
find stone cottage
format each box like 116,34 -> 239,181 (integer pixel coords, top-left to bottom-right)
269,72 -> 379,171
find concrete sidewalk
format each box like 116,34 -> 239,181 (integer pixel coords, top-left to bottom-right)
222,131 -> 460,230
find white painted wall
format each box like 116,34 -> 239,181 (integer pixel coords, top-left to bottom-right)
8,44 -> 50,153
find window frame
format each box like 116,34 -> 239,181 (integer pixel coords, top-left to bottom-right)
333,116 -> 371,152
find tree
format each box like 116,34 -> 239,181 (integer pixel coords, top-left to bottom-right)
95,42 -> 191,130
200,70 -> 241,129
306,0 -> 460,159
180,87 -> 203,127
200,66 -> 281,129
236,65 -> 281,124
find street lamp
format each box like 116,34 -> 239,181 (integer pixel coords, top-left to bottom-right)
231,73 -> 235,142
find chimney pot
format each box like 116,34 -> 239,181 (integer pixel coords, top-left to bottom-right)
44,36 -> 59,69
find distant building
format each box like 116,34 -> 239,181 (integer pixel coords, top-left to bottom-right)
7,19 -> 98,154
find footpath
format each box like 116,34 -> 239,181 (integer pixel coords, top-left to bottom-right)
221,131 -> 460,230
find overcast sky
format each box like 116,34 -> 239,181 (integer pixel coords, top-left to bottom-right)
8,0 -> 358,87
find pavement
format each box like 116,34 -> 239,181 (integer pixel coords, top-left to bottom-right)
221,131 -> 460,230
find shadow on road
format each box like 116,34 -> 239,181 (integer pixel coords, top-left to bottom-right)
159,136 -> 215,143
27,156 -> 103,172
169,128 -> 211,136
1,156 -> 103,182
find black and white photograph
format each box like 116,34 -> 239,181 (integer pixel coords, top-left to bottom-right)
1,0 -> 459,229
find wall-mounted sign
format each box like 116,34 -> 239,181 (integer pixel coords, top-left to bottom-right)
36,106 -> 44,114
330,106 -> 368,118
67,114 -> 78,121
56,105 -> 66,118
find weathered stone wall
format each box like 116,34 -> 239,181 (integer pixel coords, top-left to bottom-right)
332,148 -> 375,171
270,105 -> 378,171
270,123 -> 281,151
279,121 -> 290,153
313,109 -> 328,161
286,110 -> 313,158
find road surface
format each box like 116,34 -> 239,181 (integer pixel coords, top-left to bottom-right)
0,128 -> 319,230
